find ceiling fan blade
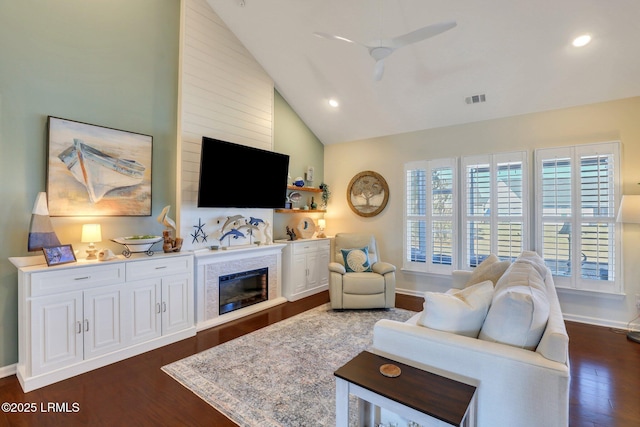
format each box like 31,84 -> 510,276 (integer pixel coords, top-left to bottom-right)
373,60 -> 385,81
387,20 -> 457,49
313,32 -> 363,46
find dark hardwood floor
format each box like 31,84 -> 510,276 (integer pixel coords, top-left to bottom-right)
1,292 -> 638,426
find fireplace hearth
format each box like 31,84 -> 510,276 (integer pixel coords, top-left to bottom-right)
219,267 -> 268,315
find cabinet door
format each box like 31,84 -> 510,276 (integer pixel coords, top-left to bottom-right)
306,252 -> 319,290
123,278 -> 162,345
83,285 -> 124,359
291,253 -> 308,294
31,291 -> 83,376
161,274 -> 192,335
317,246 -> 330,287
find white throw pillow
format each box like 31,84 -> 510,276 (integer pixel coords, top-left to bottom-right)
465,254 -> 511,288
418,280 -> 494,338
479,284 -> 550,350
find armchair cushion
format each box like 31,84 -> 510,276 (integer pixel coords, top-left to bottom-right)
340,246 -> 372,272
418,280 -> 494,337
343,273 -> 385,294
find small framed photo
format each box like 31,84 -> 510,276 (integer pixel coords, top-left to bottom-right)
42,244 -> 77,266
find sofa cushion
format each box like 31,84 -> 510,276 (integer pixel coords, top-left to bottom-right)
479,283 -> 550,350
465,254 -> 511,288
341,246 -> 372,272
495,251 -> 547,290
418,280 -> 494,338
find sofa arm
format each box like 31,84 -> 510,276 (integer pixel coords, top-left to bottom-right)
372,319 -> 570,427
372,261 -> 396,275
328,262 -> 346,274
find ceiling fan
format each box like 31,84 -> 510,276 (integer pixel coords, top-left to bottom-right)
314,20 -> 457,81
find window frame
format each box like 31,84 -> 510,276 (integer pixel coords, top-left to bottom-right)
461,151 -> 529,269
535,141 -> 622,294
403,159 -> 457,274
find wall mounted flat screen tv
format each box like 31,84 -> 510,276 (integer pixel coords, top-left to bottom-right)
197,137 -> 290,209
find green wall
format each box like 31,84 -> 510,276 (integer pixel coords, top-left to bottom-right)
273,90 -> 325,239
274,90 -> 324,185
0,0 -> 180,368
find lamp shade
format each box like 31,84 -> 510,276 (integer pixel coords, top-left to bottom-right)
318,219 -> 326,229
81,224 -> 102,243
617,195 -> 640,224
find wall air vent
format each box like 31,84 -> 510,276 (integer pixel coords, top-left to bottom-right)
465,94 -> 486,104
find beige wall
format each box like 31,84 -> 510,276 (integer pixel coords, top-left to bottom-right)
325,96 -> 640,327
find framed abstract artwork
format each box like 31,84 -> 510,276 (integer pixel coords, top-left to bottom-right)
46,116 -> 152,216
347,170 -> 389,217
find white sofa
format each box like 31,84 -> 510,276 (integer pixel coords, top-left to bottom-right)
372,251 -> 570,427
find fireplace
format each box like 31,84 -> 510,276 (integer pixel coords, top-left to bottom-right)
219,267 -> 268,315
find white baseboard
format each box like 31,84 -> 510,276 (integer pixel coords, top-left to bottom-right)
561,313 -> 632,330
0,363 -> 17,379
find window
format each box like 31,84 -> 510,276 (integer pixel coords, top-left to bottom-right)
535,142 -> 621,294
403,142 -> 622,295
462,152 -> 528,267
404,159 -> 457,274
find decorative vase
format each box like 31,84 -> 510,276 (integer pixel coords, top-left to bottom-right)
310,197 -> 317,210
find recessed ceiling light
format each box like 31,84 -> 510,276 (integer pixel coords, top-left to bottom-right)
328,99 -> 339,108
572,34 -> 592,47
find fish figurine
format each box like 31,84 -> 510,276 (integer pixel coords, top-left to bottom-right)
222,215 -> 244,232
220,229 -> 245,241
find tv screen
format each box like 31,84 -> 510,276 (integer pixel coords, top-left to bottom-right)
197,137 -> 290,209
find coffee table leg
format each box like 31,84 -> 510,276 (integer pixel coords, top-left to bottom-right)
336,377 -> 349,427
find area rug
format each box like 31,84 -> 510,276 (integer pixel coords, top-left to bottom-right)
162,303 -> 416,426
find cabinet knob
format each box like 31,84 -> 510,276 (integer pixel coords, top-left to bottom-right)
156,303 -> 161,314
74,276 -> 90,281
84,319 -> 89,332
162,302 -> 167,313
76,321 -> 82,334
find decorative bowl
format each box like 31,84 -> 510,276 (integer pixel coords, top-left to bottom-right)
112,236 -> 163,257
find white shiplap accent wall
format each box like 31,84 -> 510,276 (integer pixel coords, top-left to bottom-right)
178,0 -> 274,250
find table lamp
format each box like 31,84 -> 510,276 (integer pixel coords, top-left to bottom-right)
81,224 -> 102,260
317,219 -> 326,238
616,195 -> 640,344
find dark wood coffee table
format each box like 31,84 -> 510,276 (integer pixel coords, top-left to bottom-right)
334,351 -> 477,426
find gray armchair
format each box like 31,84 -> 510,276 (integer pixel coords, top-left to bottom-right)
328,233 -> 396,309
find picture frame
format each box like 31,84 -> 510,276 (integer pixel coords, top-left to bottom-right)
42,244 -> 77,266
46,116 -> 153,216
347,170 -> 389,217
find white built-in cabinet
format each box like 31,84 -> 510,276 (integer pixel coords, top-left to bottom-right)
12,253 -> 194,392
279,238 -> 330,301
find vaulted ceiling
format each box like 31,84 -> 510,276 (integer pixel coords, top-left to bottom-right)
207,0 -> 640,145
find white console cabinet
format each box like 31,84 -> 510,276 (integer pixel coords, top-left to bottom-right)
11,252 -> 194,392
278,238 -> 330,301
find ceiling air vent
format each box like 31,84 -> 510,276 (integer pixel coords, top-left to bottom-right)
465,94 -> 486,104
